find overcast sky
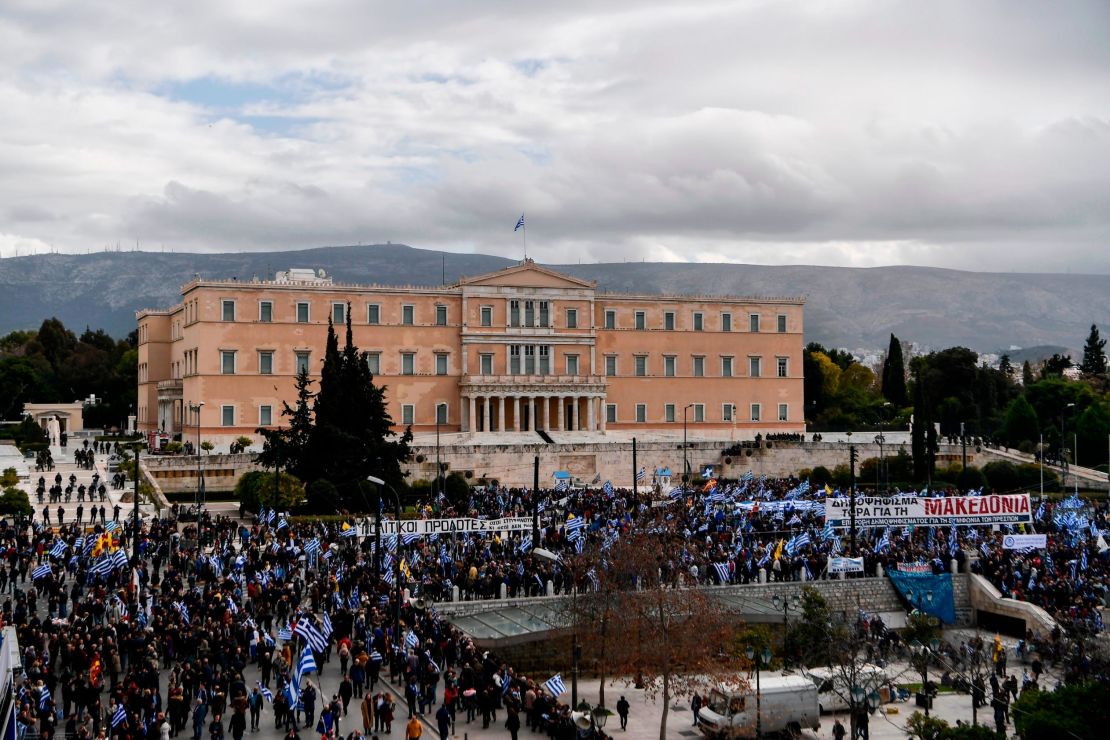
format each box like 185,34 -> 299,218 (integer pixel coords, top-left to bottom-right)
1,1 -> 1108,272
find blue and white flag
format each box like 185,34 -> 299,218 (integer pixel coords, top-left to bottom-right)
321,612 -> 333,640
514,213 -> 525,232
32,563 -> 53,581
258,683 -> 273,702
294,619 -> 328,653
50,540 -> 68,559
636,467 -> 646,481
543,674 -> 566,697
712,562 -> 730,584
875,529 -> 891,553
277,627 -> 293,642
277,518 -> 289,530
405,631 -> 419,649
304,539 -> 320,557
38,686 -> 51,711
297,645 -> 318,677
602,480 -> 614,496
111,705 -> 127,728
174,601 -> 190,623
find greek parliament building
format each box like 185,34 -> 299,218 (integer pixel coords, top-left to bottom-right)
136,260 -> 804,447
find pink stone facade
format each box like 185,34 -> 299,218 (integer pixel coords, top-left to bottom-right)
137,261 -> 804,446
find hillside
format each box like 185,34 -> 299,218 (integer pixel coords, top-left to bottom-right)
1,244 -> 1106,353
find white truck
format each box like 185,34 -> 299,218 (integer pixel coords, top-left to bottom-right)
696,674 -> 821,738
802,664 -> 890,713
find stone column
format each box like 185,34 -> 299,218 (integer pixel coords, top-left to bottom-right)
543,397 -> 552,431
558,396 -> 566,431
497,395 -> 505,432
528,397 -> 536,432
571,397 -> 579,430
467,396 -> 476,433
587,396 -> 596,431
598,397 -> 606,432
513,397 -> 521,432
485,396 -> 494,433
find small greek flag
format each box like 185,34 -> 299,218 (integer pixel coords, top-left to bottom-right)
321,612 -> 333,640
294,619 -> 328,653
602,481 -> 614,496
38,686 -> 51,710
277,627 -> 293,641
514,213 -> 525,232
518,536 -> 532,554
50,540 -> 68,559
297,645 -> 318,676
174,601 -> 190,623
406,631 -> 419,649
712,562 -> 730,584
277,518 -> 288,530
258,683 -> 273,702
266,509 -> 276,525
543,674 -> 566,697
636,467 -> 646,481
32,563 -> 53,581
111,549 -> 129,570
304,539 -> 320,557
105,520 -> 119,533
402,532 -> 420,546
565,515 -> 585,532
111,705 -> 127,728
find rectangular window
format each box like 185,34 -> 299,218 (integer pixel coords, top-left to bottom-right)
721,357 -> 733,377
693,312 -> 704,331
693,356 -> 704,377
259,405 -> 273,427
221,350 -> 236,375
777,357 -> 789,378
606,404 -> 617,424
480,353 -> 493,375
436,403 -> 448,425
565,308 -> 578,329
723,403 -> 734,422
604,310 -> 616,329
750,357 -> 762,378
750,313 -> 760,333
524,345 -> 535,374
524,300 -> 535,327
401,352 -> 415,375
367,304 -> 380,324
401,305 -> 414,325
259,301 -> 273,323
510,346 -> 520,375
401,404 -> 414,425
605,355 -> 617,376
751,403 -> 761,422
566,354 -> 579,376
436,305 -> 447,326
635,311 -> 646,330
332,302 -> 346,325
367,352 -> 380,375
664,356 -> 676,377
296,302 -> 310,323
665,404 -> 676,423
777,314 -> 787,333
510,300 -> 521,327
480,306 -> 492,327
721,312 -> 732,332
538,345 -> 550,375
258,351 -> 273,375
435,353 -> 448,376
778,403 -> 789,422
635,355 -> 647,377
539,301 -> 549,328
664,311 -> 675,331
636,404 -> 646,423
295,351 -> 310,374
222,300 -> 235,322
221,405 -> 235,427
694,404 -> 705,422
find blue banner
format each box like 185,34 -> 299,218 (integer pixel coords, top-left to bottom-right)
886,571 -> 956,625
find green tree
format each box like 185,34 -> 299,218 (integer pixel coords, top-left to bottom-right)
1000,394 -> 1039,447
1,468 -> 18,487
0,487 -> 33,517
1075,401 -> 1110,470
256,367 -> 316,481
1022,360 -> 1035,386
234,470 -> 304,511
881,333 -> 908,406
1080,323 -> 1107,377
304,308 -> 412,509
1039,353 -> 1073,379
1012,681 -> 1110,739
998,353 -> 1015,380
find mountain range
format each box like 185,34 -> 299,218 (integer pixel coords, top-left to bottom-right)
1,244 -> 1105,355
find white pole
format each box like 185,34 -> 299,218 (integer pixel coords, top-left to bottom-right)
1039,433 -> 1044,496
1074,432 -> 1079,496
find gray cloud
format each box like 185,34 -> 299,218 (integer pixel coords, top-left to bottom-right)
0,0 -> 1108,272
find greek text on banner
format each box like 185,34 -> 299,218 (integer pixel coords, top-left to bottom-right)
369,517 -> 535,536
828,557 -> 864,573
1002,534 -> 1046,549
824,494 -> 1031,527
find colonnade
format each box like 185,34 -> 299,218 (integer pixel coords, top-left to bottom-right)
463,394 -> 605,433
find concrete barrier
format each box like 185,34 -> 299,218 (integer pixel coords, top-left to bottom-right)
967,573 -> 1058,637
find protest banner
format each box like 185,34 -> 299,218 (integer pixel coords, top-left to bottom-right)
825,493 -> 1031,527
1002,534 -> 1047,549
828,557 -> 864,573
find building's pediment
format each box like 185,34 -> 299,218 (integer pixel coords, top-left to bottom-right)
458,259 -> 595,290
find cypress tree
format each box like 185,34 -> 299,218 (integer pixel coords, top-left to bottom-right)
1080,324 -> 1107,376
256,367 -> 315,483
881,333 -> 908,406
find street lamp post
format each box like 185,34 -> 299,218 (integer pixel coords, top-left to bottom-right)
771,593 -> 800,625
874,433 -> 885,492
1062,403 -> 1075,492
683,404 -> 694,485
960,421 -> 967,493
847,430 -> 857,557
367,475 -> 404,655
744,646 -> 772,739
189,401 -> 205,540
909,638 -> 942,717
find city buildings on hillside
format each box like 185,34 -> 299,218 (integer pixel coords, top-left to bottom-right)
136,260 -> 804,447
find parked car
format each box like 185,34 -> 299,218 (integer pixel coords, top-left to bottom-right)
697,674 -> 820,738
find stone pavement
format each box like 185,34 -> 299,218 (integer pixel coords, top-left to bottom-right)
28,445 -> 154,527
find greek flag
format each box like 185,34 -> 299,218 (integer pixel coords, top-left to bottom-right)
277,518 -> 288,530
294,619 -> 328,653
831,537 -> 842,556
406,631 -> 419,649
304,539 -> 320,556
321,612 -> 333,640
1081,549 -> 1088,572
341,526 -> 358,538
258,683 -> 273,702
712,562 -> 730,584
636,467 -> 646,481
74,536 -> 84,551
89,556 -> 113,578
297,645 -> 318,676
602,480 -> 614,496
226,596 -> 239,614
32,563 -> 53,581
277,627 -> 293,641
266,509 -> 276,525
793,532 -> 811,551
514,213 -> 525,232
518,536 -> 532,554
565,515 -> 585,532
50,540 -> 68,559
283,681 -> 298,707
821,522 -> 835,541
111,549 -> 129,570
543,674 -> 566,697
586,567 -> 600,590
111,705 -> 127,728
38,686 -> 51,710
402,532 -> 420,546
554,478 -> 569,492
174,601 -> 190,623
381,568 -> 394,585
105,520 -> 119,533
875,529 -> 891,553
